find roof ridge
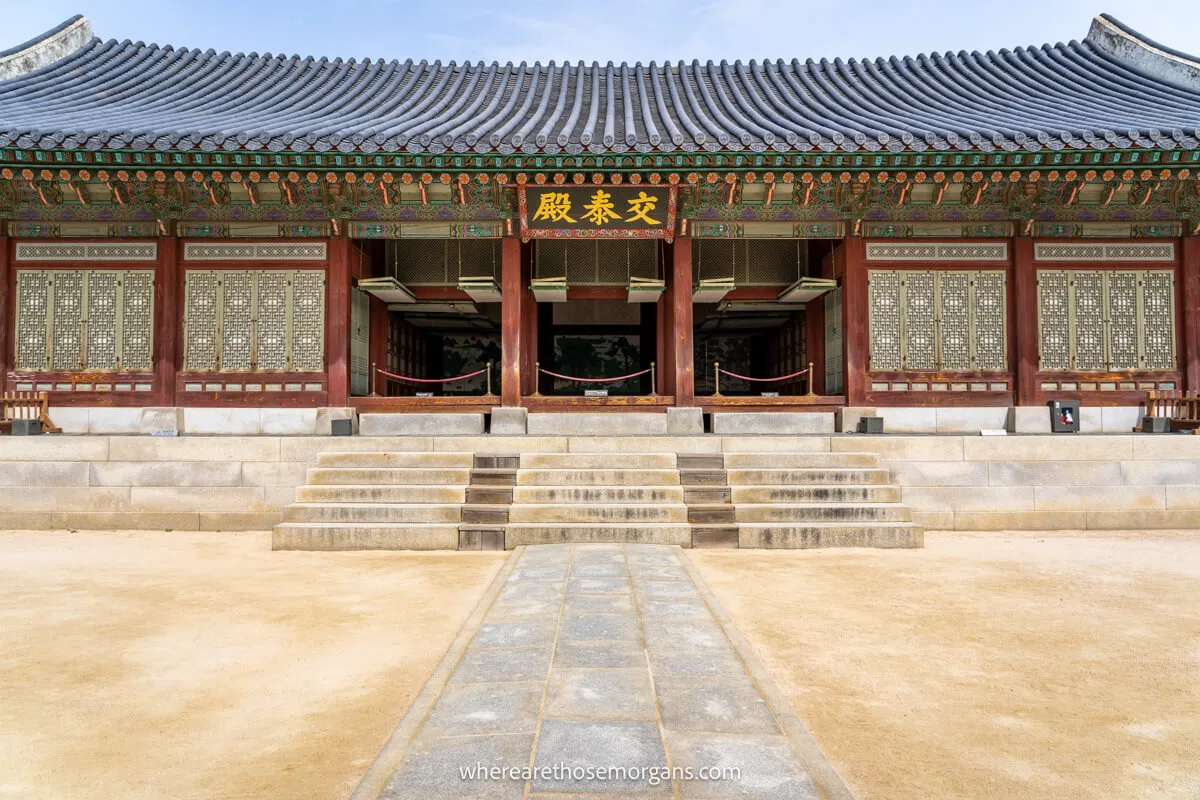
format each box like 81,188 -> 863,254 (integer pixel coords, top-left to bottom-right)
0,14 -> 93,81
1086,13 -> 1200,89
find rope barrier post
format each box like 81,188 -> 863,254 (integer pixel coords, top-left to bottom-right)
713,362 -> 721,397
370,361 -> 378,397
806,361 -> 816,396
485,361 -> 495,398
649,362 -> 657,397
531,361 -> 542,397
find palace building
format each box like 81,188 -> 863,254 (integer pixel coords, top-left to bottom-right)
1,13 -> 1199,434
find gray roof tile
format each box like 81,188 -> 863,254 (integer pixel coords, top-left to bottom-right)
1,14 -> 1199,155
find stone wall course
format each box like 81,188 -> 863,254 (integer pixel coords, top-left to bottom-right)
900,486 -> 1036,513
128,487 -> 265,513
832,436 -> 965,462
1033,485 -> 1166,512
1119,461 -> 1200,485
108,437 -> 281,462
0,462 -> 90,487
884,462 -> 989,487
953,511 -> 1087,530
964,436 -> 1134,462
987,461 -> 1125,486
89,461 -> 243,487
0,438 -> 110,461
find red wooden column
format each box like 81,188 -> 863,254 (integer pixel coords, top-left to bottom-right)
0,235 -> 10,396
519,241 -> 538,396
804,294 -> 825,396
1012,237 -> 1038,406
669,236 -> 694,406
326,236 -> 351,407
840,237 -> 869,406
368,295 -> 388,396
153,236 -> 179,406
500,236 -> 523,406
1183,236 -> 1200,392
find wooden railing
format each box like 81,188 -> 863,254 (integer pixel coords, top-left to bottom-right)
1146,390 -> 1200,431
0,391 -> 62,433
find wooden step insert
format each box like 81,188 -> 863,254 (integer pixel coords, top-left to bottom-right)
678,453 -> 737,548
459,455 -> 517,550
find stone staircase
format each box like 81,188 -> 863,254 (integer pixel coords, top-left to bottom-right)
272,451 -> 471,550
272,444 -> 922,550
505,453 -> 692,546
728,452 -> 922,547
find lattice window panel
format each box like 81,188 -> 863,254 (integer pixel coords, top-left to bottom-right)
14,272 -> 50,370
1036,269 -> 1175,371
85,271 -> 120,370
693,240 -> 806,285
972,271 -> 1007,371
387,240 -> 500,285
1036,272 -> 1070,370
291,272 -> 326,372
868,269 -> 1007,372
824,288 -> 844,394
14,270 -> 155,372
350,288 -> 370,396
183,270 -> 325,372
220,271 -> 255,371
1142,272 -> 1176,370
535,240 -> 658,285
902,272 -> 937,370
867,272 -> 901,370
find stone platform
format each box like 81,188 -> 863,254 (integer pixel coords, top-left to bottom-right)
352,544 -> 849,800
2,433 -> 1199,534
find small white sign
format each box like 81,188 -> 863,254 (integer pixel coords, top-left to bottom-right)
150,429 -> 178,437
761,392 -> 780,398
417,392 -> 434,398
584,389 -> 609,398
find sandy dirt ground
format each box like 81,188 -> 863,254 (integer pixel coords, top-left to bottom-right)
690,532 -> 1200,800
0,531 -> 505,800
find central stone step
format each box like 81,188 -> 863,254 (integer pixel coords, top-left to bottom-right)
507,503 -> 688,523
728,468 -> 891,485
504,522 -> 692,547
512,486 -> 685,503
735,502 -> 913,522
306,467 -> 471,485
517,469 -> 680,486
284,503 -> 461,523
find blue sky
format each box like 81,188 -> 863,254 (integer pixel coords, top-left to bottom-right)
3,1 -> 1199,64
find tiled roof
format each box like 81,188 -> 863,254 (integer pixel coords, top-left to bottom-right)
1,14 -> 1199,156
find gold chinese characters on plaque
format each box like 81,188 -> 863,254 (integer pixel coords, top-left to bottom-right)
518,185 -> 678,241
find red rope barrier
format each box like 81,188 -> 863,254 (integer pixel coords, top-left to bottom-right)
376,367 -> 487,384
716,366 -> 809,383
538,367 -> 652,383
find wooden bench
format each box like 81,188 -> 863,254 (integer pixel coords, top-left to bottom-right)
0,391 -> 62,434
1146,390 -> 1200,432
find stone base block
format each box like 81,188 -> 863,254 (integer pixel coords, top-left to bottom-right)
935,407 -> 1011,433
711,412 -> 834,435
141,407 -> 182,436
666,407 -> 703,434
490,407 -> 528,435
526,413 -> 668,436
183,408 -> 263,435
836,407 -> 876,433
1008,406 -> 1051,434
316,407 -> 358,435
359,413 -> 485,435
876,407 -> 937,433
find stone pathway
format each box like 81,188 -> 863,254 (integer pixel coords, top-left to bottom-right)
372,544 -> 837,799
